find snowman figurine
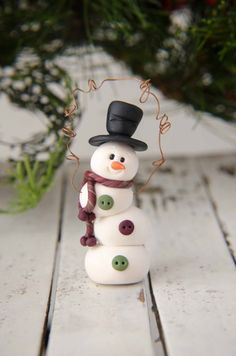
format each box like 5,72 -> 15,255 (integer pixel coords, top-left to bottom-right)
78,101 -> 150,284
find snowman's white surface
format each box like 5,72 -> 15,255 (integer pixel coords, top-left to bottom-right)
90,142 -> 139,181
94,205 -> 150,246
79,142 -> 138,217
85,245 -> 150,285
80,183 -> 134,217
80,141 -> 150,284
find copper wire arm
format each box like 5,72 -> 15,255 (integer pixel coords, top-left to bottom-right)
63,77 -> 171,190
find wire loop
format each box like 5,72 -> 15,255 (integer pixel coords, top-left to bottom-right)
63,77 -> 171,191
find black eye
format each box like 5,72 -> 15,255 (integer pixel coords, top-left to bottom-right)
120,157 -> 125,163
109,153 -> 115,160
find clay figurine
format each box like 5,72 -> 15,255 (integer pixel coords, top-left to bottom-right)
78,100 -> 150,284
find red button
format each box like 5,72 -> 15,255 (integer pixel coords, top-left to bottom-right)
119,220 -> 134,235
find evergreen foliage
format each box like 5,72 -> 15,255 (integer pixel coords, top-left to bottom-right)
0,0 -> 235,211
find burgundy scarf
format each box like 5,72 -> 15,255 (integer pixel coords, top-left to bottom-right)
78,170 -> 133,247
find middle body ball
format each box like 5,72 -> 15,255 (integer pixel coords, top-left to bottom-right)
94,205 -> 150,246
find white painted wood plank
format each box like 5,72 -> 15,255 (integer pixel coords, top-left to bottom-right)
0,172 -> 63,356
138,158 -> 236,356
198,155 -> 236,261
47,165 -> 156,356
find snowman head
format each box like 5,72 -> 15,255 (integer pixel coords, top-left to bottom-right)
90,142 -> 139,181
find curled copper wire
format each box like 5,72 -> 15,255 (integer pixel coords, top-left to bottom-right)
62,123 -> 80,192
63,77 -> 171,191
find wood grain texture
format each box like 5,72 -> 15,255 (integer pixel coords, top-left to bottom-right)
198,155 -> 236,262
0,172 -> 63,356
137,158 -> 236,356
46,165 -> 156,356
1,155 -> 235,356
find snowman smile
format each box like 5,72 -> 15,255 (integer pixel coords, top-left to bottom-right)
110,161 -> 126,171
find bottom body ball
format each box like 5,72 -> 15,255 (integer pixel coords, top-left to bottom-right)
85,245 -> 150,285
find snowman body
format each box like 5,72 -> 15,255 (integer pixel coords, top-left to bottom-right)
94,205 -> 149,246
80,183 -> 134,217
85,246 -> 149,285
79,141 -> 150,285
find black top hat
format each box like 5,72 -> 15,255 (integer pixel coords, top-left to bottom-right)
89,101 -> 148,151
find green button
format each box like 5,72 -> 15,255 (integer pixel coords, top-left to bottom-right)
98,195 -> 114,210
112,255 -> 129,271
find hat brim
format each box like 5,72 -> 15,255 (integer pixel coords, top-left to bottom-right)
89,135 -> 148,151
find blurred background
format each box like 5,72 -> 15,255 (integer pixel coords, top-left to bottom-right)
0,0 -> 235,212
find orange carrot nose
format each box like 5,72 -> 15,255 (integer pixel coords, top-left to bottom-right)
111,161 -> 126,170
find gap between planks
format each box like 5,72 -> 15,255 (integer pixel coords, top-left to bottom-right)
0,169 -> 64,356
40,171 -> 68,356
146,274 -> 168,356
197,155 -> 236,265
135,186 -> 167,356
138,156 -> 236,356
201,174 -> 236,266
41,155 -> 236,356
45,163 -> 165,356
